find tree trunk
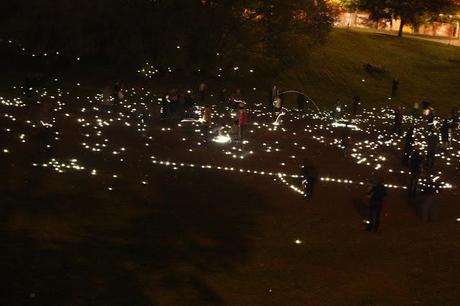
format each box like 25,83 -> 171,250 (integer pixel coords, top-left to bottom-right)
398,19 -> 405,37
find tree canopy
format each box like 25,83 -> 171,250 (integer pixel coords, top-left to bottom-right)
353,0 -> 460,36
0,0 -> 335,77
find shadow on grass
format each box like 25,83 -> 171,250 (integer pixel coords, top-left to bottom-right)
0,168 -> 268,305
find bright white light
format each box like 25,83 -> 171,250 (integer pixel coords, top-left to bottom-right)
213,134 -> 231,144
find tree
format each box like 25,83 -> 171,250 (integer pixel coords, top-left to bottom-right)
0,0 -> 335,77
356,0 -> 460,37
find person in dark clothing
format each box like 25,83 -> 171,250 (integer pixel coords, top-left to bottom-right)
408,149 -> 423,198
402,127 -> 414,165
199,82 -> 207,102
201,107 -> 211,144
113,82 -> 122,106
333,100 -> 343,120
169,89 -> 179,115
297,94 -> 306,112
301,159 -> 319,200
391,78 -> 399,97
351,96 -> 360,117
440,119 -> 451,149
237,102 -> 248,141
426,132 -> 438,170
366,177 -> 388,232
394,107 -> 403,135
268,85 -> 279,111
427,111 -> 435,131
160,95 -> 169,120
219,88 -> 228,110
341,124 -> 351,156
25,75 -> 33,98
183,91 -> 195,114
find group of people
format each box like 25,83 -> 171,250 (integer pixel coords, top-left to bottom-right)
398,104 -> 458,197
157,83 -> 249,142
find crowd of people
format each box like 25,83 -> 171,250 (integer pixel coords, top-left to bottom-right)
109,81 -> 457,234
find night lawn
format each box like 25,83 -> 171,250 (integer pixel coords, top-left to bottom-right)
280,28 -> 460,114
1,83 -> 460,305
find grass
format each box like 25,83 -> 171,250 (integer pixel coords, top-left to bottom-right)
281,28 -> 460,114
1,35 -> 460,304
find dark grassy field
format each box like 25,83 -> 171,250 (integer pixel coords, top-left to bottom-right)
281,28 -> 460,114
1,30 -> 460,305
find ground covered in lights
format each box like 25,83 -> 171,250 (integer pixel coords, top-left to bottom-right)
1,85 -> 460,305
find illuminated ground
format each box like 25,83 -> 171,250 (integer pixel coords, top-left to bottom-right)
1,83 -> 460,305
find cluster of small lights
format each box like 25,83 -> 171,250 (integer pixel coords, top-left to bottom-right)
33,159 -> 85,173
0,63 -> 456,202
1,38 -> 81,61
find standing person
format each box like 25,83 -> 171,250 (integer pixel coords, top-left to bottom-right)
408,149 -> 423,198
25,75 -> 33,98
351,96 -> 361,117
297,94 -> 306,112
219,88 -> 228,110
301,159 -> 319,200
169,89 -> 179,116
160,94 -> 170,120
183,91 -> 195,115
238,102 -> 248,141
366,177 -> 388,232
267,89 -> 273,110
341,124 -> 351,156
425,106 -> 435,131
333,100 -> 342,120
440,119 -> 451,149
412,102 -> 420,120
273,96 -> 282,114
199,82 -> 208,102
402,127 -> 414,165
271,85 -> 279,103
391,78 -> 399,97
394,107 -> 403,135
201,107 -> 211,144
113,81 -> 123,106
426,132 -> 438,170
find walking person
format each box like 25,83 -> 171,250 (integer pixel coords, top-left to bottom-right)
351,96 -> 360,117
160,94 -> 170,120
402,127 -> 414,165
112,81 -> 123,106
301,159 -> 318,200
426,132 -> 438,170
183,91 -> 195,117
333,100 -> 343,121
408,149 -> 423,198
394,106 -> 403,136
366,177 -> 388,232
219,88 -> 228,110
237,102 -> 248,141
427,111 -> 435,131
297,94 -> 306,112
201,107 -> 211,144
198,82 -> 208,102
440,119 -> 451,149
